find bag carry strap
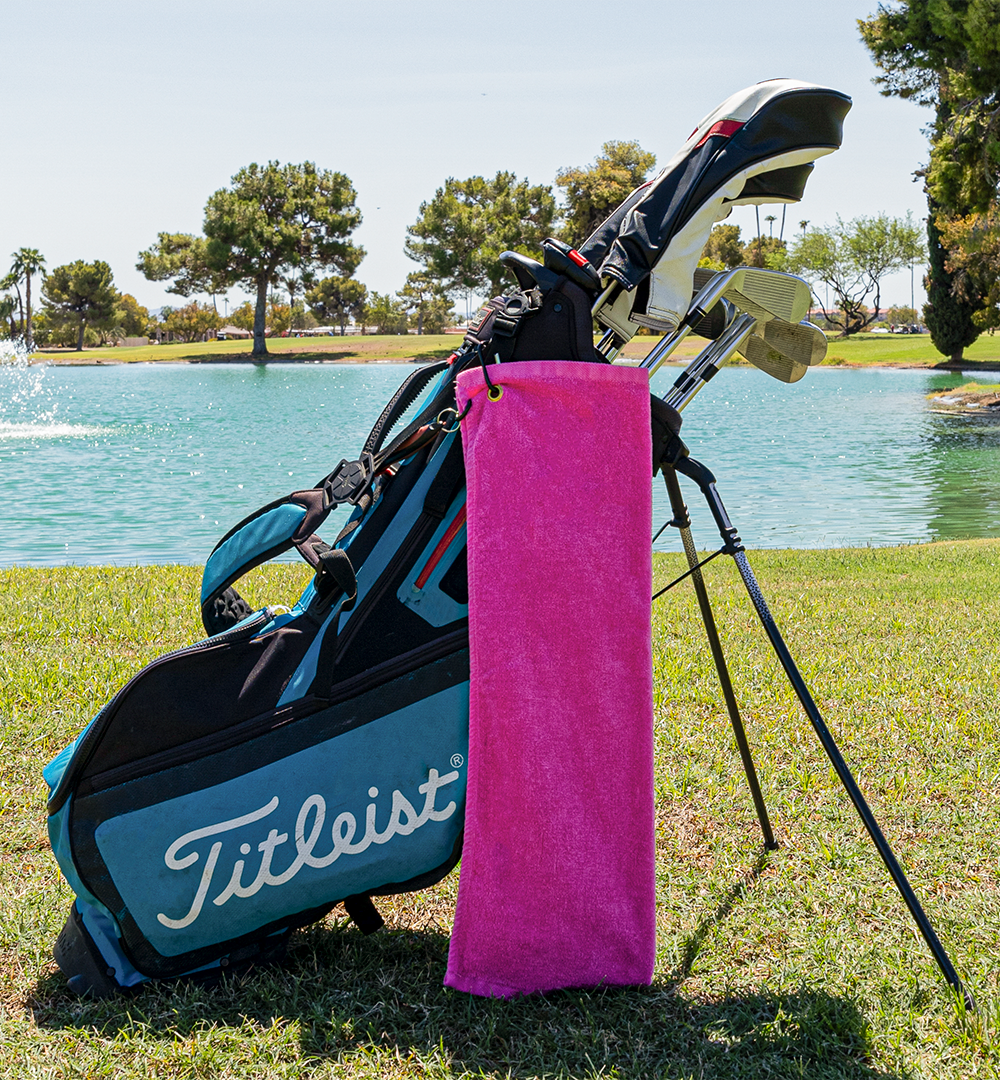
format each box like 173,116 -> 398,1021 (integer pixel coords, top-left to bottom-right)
200,362 -> 460,637
200,485 -> 355,636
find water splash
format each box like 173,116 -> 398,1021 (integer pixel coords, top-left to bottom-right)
0,339 -> 105,441
0,338 -> 57,427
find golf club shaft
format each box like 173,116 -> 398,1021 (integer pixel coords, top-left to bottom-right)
664,314 -> 757,411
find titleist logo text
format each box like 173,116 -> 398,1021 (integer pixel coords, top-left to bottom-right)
156,767 -> 460,930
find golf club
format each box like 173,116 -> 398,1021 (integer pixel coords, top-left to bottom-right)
662,313 -> 758,411
634,267 -> 813,376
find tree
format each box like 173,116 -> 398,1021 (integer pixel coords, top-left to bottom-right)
924,200 -> 984,357
147,162 -> 365,359
555,140 -> 657,246
363,292 -> 409,335
397,271 -> 454,335
742,234 -> 787,270
40,260 -> 117,351
859,1 -> 1000,355
699,224 -> 745,270
0,273 -> 20,337
10,248 -> 45,345
0,293 -> 16,338
228,301 -> 255,332
136,234 -> 227,307
306,275 -> 368,335
405,171 -> 556,299
161,301 -> 221,343
886,303 -> 919,325
115,293 -> 152,338
787,214 -> 925,336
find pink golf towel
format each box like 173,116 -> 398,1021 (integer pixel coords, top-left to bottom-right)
444,359 -> 655,998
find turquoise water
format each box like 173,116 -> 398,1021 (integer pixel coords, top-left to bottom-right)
2,359 -> 998,567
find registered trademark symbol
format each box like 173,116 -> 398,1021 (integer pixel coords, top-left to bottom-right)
450,754 -> 464,768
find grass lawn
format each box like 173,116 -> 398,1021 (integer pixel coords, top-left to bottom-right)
32,330 -> 1000,369
32,334 -> 463,366
2,543 -> 999,1077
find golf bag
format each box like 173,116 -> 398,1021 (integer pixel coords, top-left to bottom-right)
44,79 -> 851,998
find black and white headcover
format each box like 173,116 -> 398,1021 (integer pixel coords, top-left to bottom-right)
581,79 -> 852,337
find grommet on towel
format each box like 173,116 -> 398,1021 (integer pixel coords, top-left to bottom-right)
487,385 -> 504,402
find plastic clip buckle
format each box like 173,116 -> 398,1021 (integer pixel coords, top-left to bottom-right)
325,453 -> 376,507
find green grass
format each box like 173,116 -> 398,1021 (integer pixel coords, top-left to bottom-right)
3,545 -> 1000,1077
32,331 -> 1000,369
802,332 -> 1000,367
32,334 -> 462,365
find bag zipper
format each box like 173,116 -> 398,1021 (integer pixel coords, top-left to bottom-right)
78,628 -> 468,794
48,608 -> 274,815
413,503 -> 467,590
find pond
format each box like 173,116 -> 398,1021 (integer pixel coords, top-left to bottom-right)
2,356 -> 998,567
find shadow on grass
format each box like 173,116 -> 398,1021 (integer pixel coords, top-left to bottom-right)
27,858 -> 899,1079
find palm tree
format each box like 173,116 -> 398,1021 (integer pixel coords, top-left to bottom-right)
10,248 -> 46,347
799,219 -> 809,235
764,214 -> 777,238
0,292 -> 17,338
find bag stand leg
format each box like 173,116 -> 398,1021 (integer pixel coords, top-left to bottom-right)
661,457 -> 975,1011
661,467 -> 777,851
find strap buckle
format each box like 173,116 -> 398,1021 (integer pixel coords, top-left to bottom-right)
324,453 -> 376,507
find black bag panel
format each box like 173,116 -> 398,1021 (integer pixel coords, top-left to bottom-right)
68,644 -> 469,979
75,623 -> 319,783
503,279 -> 603,364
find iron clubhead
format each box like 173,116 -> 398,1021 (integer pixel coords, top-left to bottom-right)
757,319 -> 827,365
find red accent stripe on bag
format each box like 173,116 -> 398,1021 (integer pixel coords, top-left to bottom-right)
414,503 -> 467,589
695,119 -> 744,148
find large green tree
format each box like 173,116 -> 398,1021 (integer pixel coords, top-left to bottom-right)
925,199 -> 983,357
40,260 -> 117,351
555,140 -> 657,247
787,214 -> 925,335
141,162 -> 364,358
306,275 -> 368,335
405,171 -> 556,300
10,248 -> 46,345
204,162 -> 364,357
859,1 -> 1000,355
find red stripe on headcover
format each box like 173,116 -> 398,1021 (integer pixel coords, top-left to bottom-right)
695,119 -> 744,148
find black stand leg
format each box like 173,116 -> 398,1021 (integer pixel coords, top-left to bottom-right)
662,467 -> 777,850
671,454 -> 975,1011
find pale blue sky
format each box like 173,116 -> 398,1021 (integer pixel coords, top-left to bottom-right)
1,0 -> 932,314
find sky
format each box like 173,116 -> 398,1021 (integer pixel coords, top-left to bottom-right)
0,0 -> 933,317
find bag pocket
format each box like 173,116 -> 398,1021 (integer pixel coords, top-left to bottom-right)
64,642 -> 469,978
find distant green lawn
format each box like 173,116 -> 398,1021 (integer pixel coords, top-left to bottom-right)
32,330 -> 1000,368
3,542 -> 999,1078
33,334 -> 462,365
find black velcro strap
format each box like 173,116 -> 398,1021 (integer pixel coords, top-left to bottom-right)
343,894 -> 384,935
314,547 -> 357,609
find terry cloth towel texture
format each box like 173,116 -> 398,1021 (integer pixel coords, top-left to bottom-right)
444,359 -> 655,999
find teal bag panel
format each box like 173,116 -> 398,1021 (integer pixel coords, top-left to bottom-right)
93,683 -> 469,957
